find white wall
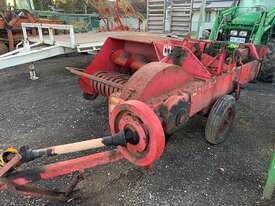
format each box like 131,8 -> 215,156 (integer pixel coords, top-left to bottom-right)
191,10 -> 218,32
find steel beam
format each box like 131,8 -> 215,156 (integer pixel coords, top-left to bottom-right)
0,45 -> 73,70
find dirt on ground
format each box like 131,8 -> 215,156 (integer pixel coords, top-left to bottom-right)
0,55 -> 274,206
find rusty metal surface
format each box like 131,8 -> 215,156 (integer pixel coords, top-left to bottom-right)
0,154 -> 22,178
92,71 -> 129,96
79,36 -> 263,152
109,100 -> 165,167
67,67 -> 126,91
120,62 -> 193,101
81,36 -> 263,119
3,172 -> 83,200
0,150 -> 123,191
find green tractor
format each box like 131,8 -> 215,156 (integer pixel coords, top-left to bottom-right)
209,0 -> 275,82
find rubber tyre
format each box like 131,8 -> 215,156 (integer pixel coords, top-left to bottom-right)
83,93 -> 98,101
205,95 -> 236,145
258,38 -> 275,83
0,41 -> 8,55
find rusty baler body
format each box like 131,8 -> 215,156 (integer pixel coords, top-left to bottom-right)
79,34 -> 265,135
0,34 -> 267,200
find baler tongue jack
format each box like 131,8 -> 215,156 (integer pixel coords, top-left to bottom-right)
2,171 -> 84,200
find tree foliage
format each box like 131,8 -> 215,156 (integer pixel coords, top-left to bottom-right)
33,0 -> 54,10
131,0 -> 147,15
33,0 -> 146,14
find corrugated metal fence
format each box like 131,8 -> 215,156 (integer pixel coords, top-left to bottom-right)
147,0 -> 166,33
147,0 -> 194,36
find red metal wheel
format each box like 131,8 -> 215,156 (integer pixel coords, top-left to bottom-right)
109,100 -> 165,167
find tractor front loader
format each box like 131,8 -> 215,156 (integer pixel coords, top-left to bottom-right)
209,0 -> 275,82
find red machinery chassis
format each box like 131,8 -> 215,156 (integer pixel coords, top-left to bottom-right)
0,34 -> 266,199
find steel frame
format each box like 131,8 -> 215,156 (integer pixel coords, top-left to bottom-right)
0,23 -> 77,71
0,150 -> 123,190
0,9 -> 63,51
0,44 -> 73,70
0,23 -> 142,71
22,23 -> 77,48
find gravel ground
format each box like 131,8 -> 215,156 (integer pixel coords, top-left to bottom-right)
0,54 -> 274,206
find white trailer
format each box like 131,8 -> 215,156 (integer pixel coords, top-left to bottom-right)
0,23 -> 151,79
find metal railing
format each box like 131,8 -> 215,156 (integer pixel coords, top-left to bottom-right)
21,23 -> 76,48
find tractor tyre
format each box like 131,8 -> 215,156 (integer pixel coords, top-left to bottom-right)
205,95 -> 236,145
0,41 -> 8,55
258,38 -> 275,83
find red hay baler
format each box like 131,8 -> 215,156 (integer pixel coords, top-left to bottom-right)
0,33 -> 266,199
77,33 -> 265,143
